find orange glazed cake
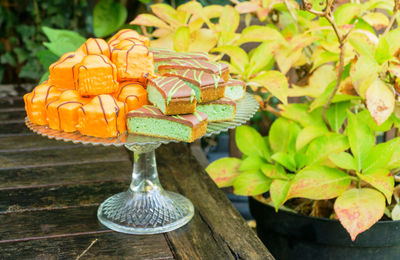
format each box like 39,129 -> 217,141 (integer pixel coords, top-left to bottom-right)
49,52 -> 83,90
46,90 -> 91,132
73,54 -> 118,96
108,29 -> 150,49
77,94 -> 126,138
115,81 -> 148,112
24,82 -> 62,125
111,39 -> 154,82
77,38 -> 111,59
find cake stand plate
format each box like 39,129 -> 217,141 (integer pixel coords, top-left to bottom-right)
26,93 -> 259,234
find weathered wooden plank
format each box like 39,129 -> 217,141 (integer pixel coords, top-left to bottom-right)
0,181 -> 128,213
0,96 -> 24,109
158,143 -> 273,260
0,122 -> 31,135
0,145 -> 129,169
0,160 -> 131,188
0,110 -> 26,121
0,232 -> 173,260
0,135 -> 80,152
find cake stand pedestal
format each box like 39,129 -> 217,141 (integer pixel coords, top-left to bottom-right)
26,93 -> 259,234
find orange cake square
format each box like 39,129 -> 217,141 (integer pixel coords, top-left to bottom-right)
49,52 -> 83,90
76,38 -> 111,59
111,39 -> 154,82
24,82 -> 62,125
115,81 -> 148,112
46,90 -> 91,132
77,94 -> 127,138
108,29 -> 150,49
73,54 -> 118,96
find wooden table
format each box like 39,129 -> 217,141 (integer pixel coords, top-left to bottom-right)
0,91 -> 273,259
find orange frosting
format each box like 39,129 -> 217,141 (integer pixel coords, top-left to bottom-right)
108,29 -> 150,48
111,39 -> 154,82
24,82 -> 62,125
46,90 -> 91,132
49,52 -> 83,90
77,94 -> 126,138
115,81 -> 148,112
73,54 -> 118,96
77,38 -> 111,59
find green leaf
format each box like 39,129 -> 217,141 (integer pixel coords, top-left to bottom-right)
385,28 -> 400,56
36,50 -> 59,69
93,0 -> 127,37
271,152 -> 296,172
287,166 -> 351,200
251,70 -> 288,105
239,156 -> 265,171
363,142 -> 396,173
350,55 -> 379,97
358,169 -> 394,203
386,137 -> 400,169
233,170 -> 272,196
173,26 -> 190,52
334,188 -> 385,241
328,152 -> 357,171
348,32 -> 376,59
309,81 -> 336,112
326,101 -> 351,132
334,3 -> 362,25
365,79 -> 395,126
42,27 -> 86,57
206,157 -> 242,187
269,118 -> 300,153
279,103 -> 325,128
357,109 -> 393,132
311,49 -> 339,72
235,25 -> 285,45
375,36 -> 392,65
235,125 -> 269,159
219,5 -> 239,33
296,125 -> 328,151
346,111 -> 375,171
247,42 -> 275,77
270,179 -> 290,211
211,46 -> 249,73
39,71 -> 50,84
306,133 -> 350,166
261,164 -> 289,179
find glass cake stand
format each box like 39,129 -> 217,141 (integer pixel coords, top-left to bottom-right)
25,93 -> 259,234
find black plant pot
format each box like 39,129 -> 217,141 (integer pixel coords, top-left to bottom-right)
249,197 -> 400,260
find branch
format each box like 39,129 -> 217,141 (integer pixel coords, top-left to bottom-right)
383,0 -> 400,36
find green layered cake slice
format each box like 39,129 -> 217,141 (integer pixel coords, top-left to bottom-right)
127,105 -> 208,142
150,47 -> 208,62
147,76 -> 196,115
162,68 -> 226,103
157,59 -> 230,82
196,98 -> 236,122
224,79 -> 246,101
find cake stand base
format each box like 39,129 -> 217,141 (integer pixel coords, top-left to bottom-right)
97,143 -> 194,234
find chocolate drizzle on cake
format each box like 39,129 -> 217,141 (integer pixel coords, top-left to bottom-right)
56,101 -> 84,129
164,69 -> 225,88
149,77 -> 195,104
97,95 -> 108,124
51,53 -> 76,71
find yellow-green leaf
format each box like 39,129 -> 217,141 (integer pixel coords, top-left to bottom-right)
306,133 -> 350,166
239,156 -> 265,171
270,179 -> 291,211
211,46 -> 249,73
334,3 -> 362,25
247,42 -> 275,77
269,118 -> 300,154
328,152 -> 357,171
334,188 -> 385,241
362,12 -> 389,30
251,70 -> 288,104
219,5 -> 239,33
236,125 -> 269,159
326,101 -> 351,132
189,28 -> 217,52
173,26 -> 190,52
296,125 -> 328,151
130,14 -> 170,29
358,169 -> 394,203
261,164 -> 289,180
151,3 -> 180,27
233,170 -> 272,196
350,55 -> 379,97
235,25 -> 285,46
206,157 -> 242,187
287,166 -> 351,200
366,79 -> 395,126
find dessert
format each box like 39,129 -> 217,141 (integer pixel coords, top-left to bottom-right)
111,39 -> 154,82
24,82 -> 62,125
74,54 -> 118,96
77,94 -> 126,138
147,76 -> 196,115
196,97 -> 236,122
157,59 -> 229,82
162,68 -> 225,103
46,90 -> 91,132
115,81 -> 148,112
224,79 -> 246,100
77,38 -> 111,59
126,105 -> 208,142
108,29 -> 150,49
151,47 -> 208,62
49,52 -> 83,90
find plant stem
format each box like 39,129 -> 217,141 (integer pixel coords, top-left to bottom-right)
384,0 -> 400,36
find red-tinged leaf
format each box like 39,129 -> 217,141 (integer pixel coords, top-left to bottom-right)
206,157 -> 242,187
173,26 -> 190,52
334,188 -> 385,241
287,166 -> 351,200
251,70 -> 288,105
233,170 -> 272,196
366,79 -> 395,126
150,3 -> 180,26
358,169 -> 394,203
270,179 -> 291,211
130,14 -> 170,29
235,2 -> 260,14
